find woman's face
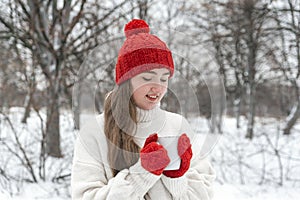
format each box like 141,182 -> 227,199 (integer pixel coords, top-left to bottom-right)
130,68 -> 170,110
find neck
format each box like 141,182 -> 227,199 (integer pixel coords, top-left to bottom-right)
136,103 -> 162,123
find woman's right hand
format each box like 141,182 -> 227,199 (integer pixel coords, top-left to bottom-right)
140,133 -> 170,175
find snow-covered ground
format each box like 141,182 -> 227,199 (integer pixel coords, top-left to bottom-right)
214,183 -> 300,200
0,107 -> 299,199
1,182 -> 300,200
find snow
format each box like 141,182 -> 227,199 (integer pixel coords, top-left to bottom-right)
1,108 -> 300,199
214,183 -> 300,200
11,182 -> 69,200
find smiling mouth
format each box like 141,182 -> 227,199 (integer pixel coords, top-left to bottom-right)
146,94 -> 159,102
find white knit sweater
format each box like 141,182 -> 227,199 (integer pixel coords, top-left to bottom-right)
71,106 -> 216,200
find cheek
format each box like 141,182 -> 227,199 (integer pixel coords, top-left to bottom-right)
163,84 -> 168,92
161,84 -> 168,95
132,85 -> 148,99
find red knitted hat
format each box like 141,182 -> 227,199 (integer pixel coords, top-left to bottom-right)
115,19 -> 174,85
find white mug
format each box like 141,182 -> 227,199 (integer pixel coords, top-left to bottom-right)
158,136 -> 181,170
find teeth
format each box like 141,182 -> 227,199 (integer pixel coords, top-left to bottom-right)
147,94 -> 160,99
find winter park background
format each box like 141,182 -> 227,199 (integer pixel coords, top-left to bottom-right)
1,0 -> 300,199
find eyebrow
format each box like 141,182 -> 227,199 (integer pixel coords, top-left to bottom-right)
143,71 -> 170,76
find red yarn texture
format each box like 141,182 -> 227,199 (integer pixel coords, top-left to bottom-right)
115,19 -> 174,85
124,19 -> 150,38
163,133 -> 193,178
140,133 -> 170,176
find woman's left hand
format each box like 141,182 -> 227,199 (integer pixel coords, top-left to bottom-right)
163,133 -> 193,178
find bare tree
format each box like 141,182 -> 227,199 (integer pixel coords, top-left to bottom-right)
0,0 -> 135,157
190,0 -> 275,138
0,42 -> 25,110
275,0 -> 300,135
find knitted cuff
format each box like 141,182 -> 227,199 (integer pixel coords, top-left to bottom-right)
128,159 -> 161,197
161,174 -> 188,198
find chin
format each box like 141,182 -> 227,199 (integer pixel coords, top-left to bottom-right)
140,103 -> 158,110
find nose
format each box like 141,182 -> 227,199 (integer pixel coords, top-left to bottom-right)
151,83 -> 165,94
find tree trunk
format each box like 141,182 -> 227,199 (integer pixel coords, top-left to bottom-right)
73,83 -> 81,130
245,23 -> 257,139
216,77 -> 226,134
234,98 -> 242,129
246,83 -> 256,139
21,93 -> 32,124
284,99 -> 300,135
21,83 -> 35,123
283,82 -> 300,135
45,84 -> 62,158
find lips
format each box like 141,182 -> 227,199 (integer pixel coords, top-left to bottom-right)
146,94 -> 159,101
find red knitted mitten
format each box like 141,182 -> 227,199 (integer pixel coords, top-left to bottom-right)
140,133 -> 170,175
163,133 -> 193,178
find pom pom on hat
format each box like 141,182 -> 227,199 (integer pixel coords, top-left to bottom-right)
124,19 -> 150,38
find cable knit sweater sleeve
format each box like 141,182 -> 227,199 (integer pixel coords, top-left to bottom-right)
71,116 -> 160,200
161,156 -> 216,200
161,116 -> 216,200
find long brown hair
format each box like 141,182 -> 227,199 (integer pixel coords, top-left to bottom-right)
104,80 -> 140,176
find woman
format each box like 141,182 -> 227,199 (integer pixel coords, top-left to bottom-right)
71,19 -> 216,200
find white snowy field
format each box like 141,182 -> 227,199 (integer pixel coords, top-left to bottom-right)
1,182 -> 300,200
0,107 -> 300,199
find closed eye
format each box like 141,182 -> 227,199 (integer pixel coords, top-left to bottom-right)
142,77 -> 168,82
142,77 -> 152,81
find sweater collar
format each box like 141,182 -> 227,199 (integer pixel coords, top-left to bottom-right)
134,103 -> 168,147
136,103 -> 161,123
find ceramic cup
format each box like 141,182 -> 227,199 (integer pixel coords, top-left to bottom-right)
158,136 -> 181,170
